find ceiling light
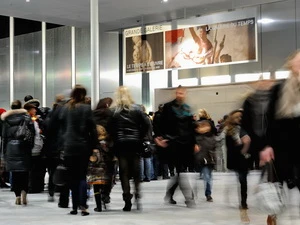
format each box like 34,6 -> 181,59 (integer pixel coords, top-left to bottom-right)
161,0 -> 168,3
257,18 -> 274,24
26,0 -> 30,2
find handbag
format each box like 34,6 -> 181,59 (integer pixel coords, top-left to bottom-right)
52,164 -> 68,186
254,160 -> 287,215
142,141 -> 156,158
15,118 -> 33,143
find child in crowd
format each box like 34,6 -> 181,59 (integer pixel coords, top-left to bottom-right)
87,125 -> 115,212
194,120 -> 217,202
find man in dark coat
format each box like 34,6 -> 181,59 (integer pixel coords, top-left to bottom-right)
155,85 -> 196,208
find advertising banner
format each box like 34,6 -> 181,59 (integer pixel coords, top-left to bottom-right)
165,17 -> 256,69
125,25 -> 164,74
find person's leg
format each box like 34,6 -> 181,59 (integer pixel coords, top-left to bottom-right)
144,157 -> 152,181
11,172 -> 21,204
93,184 -> 102,211
237,170 -> 248,209
139,157 -> 144,181
202,166 -> 213,201
131,153 -> 142,210
118,154 -> 132,211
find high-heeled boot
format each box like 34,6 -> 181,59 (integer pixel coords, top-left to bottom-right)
122,193 -> 133,211
94,192 -> 102,212
21,190 -> 27,205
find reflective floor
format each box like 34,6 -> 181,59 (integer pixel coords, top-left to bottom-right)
1,171 -> 299,225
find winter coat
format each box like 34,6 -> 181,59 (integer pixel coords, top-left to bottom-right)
59,103 -> 98,157
265,81 -> 300,182
160,99 -> 195,145
1,109 -> 35,172
194,133 -> 216,166
93,107 -> 112,129
107,104 -> 150,146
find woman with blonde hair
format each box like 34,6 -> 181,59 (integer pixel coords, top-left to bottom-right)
260,50 -> 300,225
107,86 -> 150,211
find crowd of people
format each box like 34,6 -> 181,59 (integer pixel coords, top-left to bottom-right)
1,50 -> 300,224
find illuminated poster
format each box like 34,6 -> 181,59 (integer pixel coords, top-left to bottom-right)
165,17 -> 257,69
125,27 -> 164,74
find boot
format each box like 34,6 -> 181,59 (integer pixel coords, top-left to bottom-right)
21,190 -> 27,205
94,192 -> 102,212
15,197 -> 21,205
267,215 -> 277,225
135,193 -> 142,211
122,193 -> 133,211
240,209 -> 250,224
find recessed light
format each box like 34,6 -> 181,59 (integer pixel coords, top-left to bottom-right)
257,18 -> 274,24
161,0 -> 168,3
26,0 -> 30,2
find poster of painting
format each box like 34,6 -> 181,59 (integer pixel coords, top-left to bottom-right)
165,17 -> 256,69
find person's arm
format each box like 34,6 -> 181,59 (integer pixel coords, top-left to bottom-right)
240,134 -> 251,155
189,27 -> 199,43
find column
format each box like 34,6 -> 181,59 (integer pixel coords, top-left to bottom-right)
90,0 -> 100,109
9,17 -> 14,104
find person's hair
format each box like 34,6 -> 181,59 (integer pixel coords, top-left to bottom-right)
225,109 -> 243,136
67,84 -> 87,109
96,97 -> 113,110
11,100 -> 22,110
112,86 -> 134,112
24,95 -> 33,102
24,103 -> 36,111
198,108 -> 212,120
277,50 -> 300,118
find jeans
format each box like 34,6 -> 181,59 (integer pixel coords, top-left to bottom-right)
140,157 -> 152,181
201,166 -> 213,197
236,170 -> 248,208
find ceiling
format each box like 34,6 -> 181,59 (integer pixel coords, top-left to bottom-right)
0,0 -> 283,31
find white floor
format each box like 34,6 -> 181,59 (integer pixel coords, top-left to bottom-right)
1,171 -> 299,225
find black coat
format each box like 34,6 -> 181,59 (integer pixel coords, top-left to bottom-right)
266,81 -> 300,181
107,104 -> 150,146
60,103 -> 98,157
194,133 -> 216,166
93,107 -> 112,129
1,109 -> 34,172
161,100 -> 194,144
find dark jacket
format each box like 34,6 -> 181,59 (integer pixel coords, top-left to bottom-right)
1,109 -> 34,172
152,110 -> 163,137
60,104 -> 98,157
93,107 -> 112,129
265,81 -> 300,181
107,104 -> 150,145
161,99 -> 194,144
44,102 -> 66,158
194,132 -> 216,166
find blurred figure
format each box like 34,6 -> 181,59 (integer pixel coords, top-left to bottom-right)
152,104 -> 170,179
223,109 -> 251,223
155,85 -> 196,208
87,125 -> 115,212
242,79 -> 275,170
44,94 -> 69,204
24,95 -> 50,120
1,100 -> 35,205
260,50 -> 300,225
107,86 -> 149,211
194,120 -> 216,202
60,84 -> 99,216
24,103 -> 45,194
93,97 -> 113,128
198,108 -> 217,134
0,108 -> 10,188
140,105 -> 153,182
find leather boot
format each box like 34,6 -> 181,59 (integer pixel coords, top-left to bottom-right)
122,193 -> 133,211
94,192 -> 102,212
